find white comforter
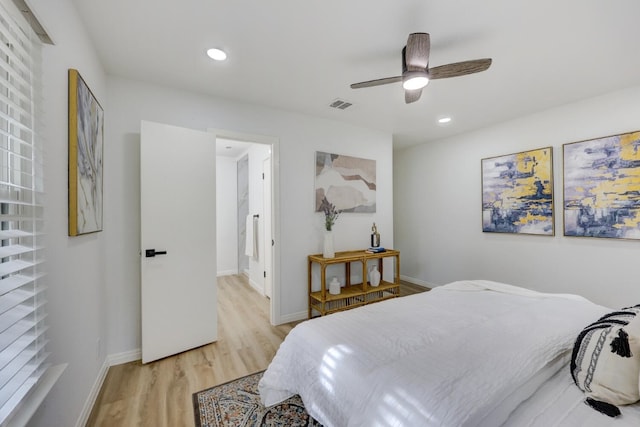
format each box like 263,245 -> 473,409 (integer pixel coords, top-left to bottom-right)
259,280 -> 609,427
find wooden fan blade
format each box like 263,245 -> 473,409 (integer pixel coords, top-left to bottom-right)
405,33 -> 430,71
405,88 -> 422,104
350,76 -> 402,89
428,58 -> 492,79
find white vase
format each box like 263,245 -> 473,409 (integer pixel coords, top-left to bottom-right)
329,277 -> 341,295
323,230 -> 335,258
369,265 -> 381,287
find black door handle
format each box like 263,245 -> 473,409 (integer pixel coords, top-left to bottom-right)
145,249 -> 168,258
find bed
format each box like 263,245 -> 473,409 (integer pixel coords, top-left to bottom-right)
258,280 -> 640,426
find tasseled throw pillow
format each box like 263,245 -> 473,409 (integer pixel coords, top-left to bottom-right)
571,304 -> 640,418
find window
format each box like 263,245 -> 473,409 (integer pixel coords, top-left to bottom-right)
0,1 -> 51,424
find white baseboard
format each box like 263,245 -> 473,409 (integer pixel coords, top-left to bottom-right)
278,310 -> 307,324
74,349 -> 141,427
248,278 -> 265,296
74,360 -> 109,427
217,269 -> 238,277
400,275 -> 436,288
107,349 -> 142,366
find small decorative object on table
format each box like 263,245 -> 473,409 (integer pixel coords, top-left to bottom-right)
323,230 -> 335,259
366,246 -> 385,254
369,265 -> 381,287
320,196 -> 341,258
329,277 -> 341,295
370,222 -> 380,247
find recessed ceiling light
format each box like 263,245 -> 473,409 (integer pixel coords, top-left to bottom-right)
206,48 -> 227,61
438,116 -> 452,125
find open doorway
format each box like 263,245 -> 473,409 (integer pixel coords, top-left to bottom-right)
215,136 -> 276,322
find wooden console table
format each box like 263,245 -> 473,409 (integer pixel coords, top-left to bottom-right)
308,249 -> 400,318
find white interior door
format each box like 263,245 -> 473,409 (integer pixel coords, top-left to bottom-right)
263,156 -> 272,298
140,120 -> 217,363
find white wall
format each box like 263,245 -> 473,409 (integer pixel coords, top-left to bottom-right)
26,1 -> 109,426
394,85 -> 640,309
105,76 -> 394,355
216,156 -> 238,275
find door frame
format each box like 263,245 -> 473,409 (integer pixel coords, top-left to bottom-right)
209,128 -> 281,326
262,156 -> 272,299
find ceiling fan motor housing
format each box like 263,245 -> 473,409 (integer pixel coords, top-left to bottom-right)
401,45 -> 429,89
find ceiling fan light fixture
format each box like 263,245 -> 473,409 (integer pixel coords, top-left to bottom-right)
402,72 -> 429,90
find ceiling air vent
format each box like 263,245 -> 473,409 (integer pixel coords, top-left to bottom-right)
329,99 -> 353,110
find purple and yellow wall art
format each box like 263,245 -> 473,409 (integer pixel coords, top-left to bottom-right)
563,131 -> 640,239
482,147 -> 554,235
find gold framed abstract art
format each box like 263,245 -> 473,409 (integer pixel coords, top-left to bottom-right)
68,69 -> 104,236
563,130 -> 640,239
481,147 -> 554,235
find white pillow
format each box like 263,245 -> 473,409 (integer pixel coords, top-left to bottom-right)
571,305 -> 640,417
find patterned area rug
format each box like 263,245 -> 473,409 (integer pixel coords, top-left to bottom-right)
193,371 -> 323,426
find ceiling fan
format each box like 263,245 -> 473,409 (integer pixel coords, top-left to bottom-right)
350,32 -> 492,104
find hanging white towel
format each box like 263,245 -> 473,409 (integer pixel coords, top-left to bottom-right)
252,215 -> 260,261
245,214 -> 254,257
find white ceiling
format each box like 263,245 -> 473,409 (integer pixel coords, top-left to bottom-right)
216,138 -> 252,158
69,0 -> 640,149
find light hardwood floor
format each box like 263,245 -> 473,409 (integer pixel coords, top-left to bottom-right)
86,275 -> 297,426
399,279 -> 430,297
86,275 -> 428,426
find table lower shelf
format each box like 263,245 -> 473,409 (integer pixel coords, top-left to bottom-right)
309,281 -> 400,316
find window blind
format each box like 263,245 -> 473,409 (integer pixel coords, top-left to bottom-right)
0,1 -> 47,424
